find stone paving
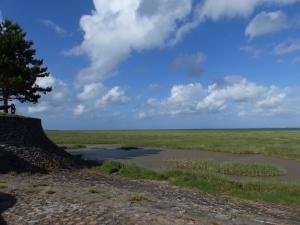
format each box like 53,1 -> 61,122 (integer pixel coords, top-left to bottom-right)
0,169 -> 300,225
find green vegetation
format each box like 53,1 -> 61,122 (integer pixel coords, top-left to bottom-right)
96,161 -> 300,205
127,193 -> 148,202
46,130 -> 300,161
166,159 -> 286,177
89,188 -> 99,194
0,19 -> 52,113
60,144 -> 87,149
0,183 -> 7,189
97,160 -> 166,180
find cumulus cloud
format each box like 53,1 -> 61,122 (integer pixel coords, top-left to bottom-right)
96,86 -> 129,108
38,19 -> 69,37
240,45 -> 263,57
171,52 -> 206,76
68,0 -> 193,85
139,76 -> 291,118
245,11 -> 288,38
74,85 -> 129,116
77,83 -> 104,101
274,39 -> 300,55
139,83 -> 203,117
27,75 -> 70,114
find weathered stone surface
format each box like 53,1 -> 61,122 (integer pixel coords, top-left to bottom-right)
0,116 -> 75,172
1,169 -> 300,225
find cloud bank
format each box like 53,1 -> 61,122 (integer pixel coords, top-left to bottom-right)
139,76 -> 292,118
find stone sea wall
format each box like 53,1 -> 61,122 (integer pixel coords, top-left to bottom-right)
0,116 -> 57,150
0,116 -> 74,172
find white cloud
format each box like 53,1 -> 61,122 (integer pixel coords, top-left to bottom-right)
245,11 -> 288,38
27,75 -> 70,114
77,83 -> 104,101
255,86 -> 287,111
96,86 -> 129,108
140,83 -> 203,117
199,0 -> 299,21
274,39 -> 300,55
139,76 -> 291,118
68,0 -> 193,85
170,0 -> 272,43
38,19 -> 69,37
171,0 -> 300,45
73,104 -> 86,116
28,104 -> 50,114
197,76 -> 266,112
74,86 -> 130,116
172,52 -> 206,76
58,0 -> 300,119
240,45 -> 263,57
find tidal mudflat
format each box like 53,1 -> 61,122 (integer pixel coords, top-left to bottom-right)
70,147 -> 300,183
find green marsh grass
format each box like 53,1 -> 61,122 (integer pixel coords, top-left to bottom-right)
46,130 -> 300,161
166,159 -> 286,177
96,161 -> 300,205
96,160 -> 167,180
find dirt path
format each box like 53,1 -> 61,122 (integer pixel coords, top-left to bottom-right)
1,169 -> 300,225
70,147 -> 300,182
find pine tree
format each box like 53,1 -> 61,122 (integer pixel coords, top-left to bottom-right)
0,19 -> 52,113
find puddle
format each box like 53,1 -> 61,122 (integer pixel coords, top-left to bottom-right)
69,148 -> 300,183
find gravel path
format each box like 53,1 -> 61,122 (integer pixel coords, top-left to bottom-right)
0,169 -> 300,225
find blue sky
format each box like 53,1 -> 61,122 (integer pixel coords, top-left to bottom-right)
1,0 -> 300,129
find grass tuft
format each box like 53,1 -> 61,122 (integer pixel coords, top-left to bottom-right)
89,188 -> 99,194
0,183 -> 7,189
127,193 -> 148,202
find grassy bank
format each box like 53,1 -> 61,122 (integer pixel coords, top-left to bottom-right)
166,159 -> 286,177
47,130 -> 300,161
96,161 -> 300,206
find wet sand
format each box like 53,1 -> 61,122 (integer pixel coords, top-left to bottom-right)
69,147 -> 300,183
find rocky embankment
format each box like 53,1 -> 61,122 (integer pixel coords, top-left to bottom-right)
0,116 -> 75,172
